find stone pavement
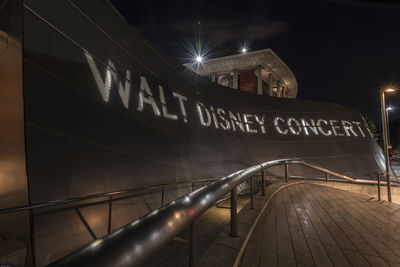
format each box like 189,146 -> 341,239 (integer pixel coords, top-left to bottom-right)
241,183 -> 400,267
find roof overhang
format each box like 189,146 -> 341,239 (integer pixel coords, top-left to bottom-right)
184,49 -> 298,98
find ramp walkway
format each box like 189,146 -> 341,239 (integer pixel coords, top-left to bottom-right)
241,183 -> 400,266
9,159 -> 397,266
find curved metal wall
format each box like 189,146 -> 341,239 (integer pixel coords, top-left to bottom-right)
23,0 -> 384,203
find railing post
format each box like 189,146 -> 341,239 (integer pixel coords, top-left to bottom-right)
386,171 -> 392,202
230,186 -> 238,237
261,171 -> 266,196
325,172 -> 329,182
161,185 -> 165,207
107,195 -> 113,234
377,171 -> 381,201
250,176 -> 254,210
284,163 -> 288,183
189,222 -> 195,267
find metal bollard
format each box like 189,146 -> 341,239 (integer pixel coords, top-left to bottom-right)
377,172 -> 381,201
261,171 -> 266,196
250,176 -> 254,210
231,186 -> 238,237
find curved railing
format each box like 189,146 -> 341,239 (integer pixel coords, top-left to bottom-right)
50,158 -> 400,266
4,158 -> 396,266
46,158 -> 302,266
47,158 -> 399,267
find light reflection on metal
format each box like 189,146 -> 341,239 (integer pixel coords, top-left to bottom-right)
150,210 -> 158,216
48,158 -> 302,267
90,240 -> 102,249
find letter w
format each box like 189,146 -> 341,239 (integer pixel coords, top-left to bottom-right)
84,51 -> 131,108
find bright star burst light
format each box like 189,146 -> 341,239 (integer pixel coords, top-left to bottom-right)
180,19 -> 216,72
181,40 -> 213,71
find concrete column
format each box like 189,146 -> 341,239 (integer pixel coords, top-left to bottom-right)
211,72 -> 216,83
256,67 -> 263,95
233,69 -> 238,89
277,80 -> 281,97
268,73 -> 273,96
282,85 -> 286,98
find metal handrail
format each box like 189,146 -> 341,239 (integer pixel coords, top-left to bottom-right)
0,177 -> 219,215
47,158 -> 302,267
299,161 -> 400,185
29,158 -> 395,266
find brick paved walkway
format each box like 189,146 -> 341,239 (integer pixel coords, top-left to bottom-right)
241,183 -> 400,267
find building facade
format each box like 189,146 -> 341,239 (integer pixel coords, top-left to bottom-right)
184,49 -> 298,98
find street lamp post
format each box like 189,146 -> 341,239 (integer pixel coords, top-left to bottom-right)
380,88 -> 395,202
386,107 -> 392,145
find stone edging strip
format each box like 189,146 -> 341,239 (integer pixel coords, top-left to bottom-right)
232,181 -> 306,267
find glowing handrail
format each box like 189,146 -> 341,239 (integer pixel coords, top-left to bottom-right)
46,158 -> 398,266
47,158 -> 302,267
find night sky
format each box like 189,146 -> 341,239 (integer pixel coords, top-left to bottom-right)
111,0 -> 400,122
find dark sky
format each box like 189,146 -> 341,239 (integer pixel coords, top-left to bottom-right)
111,0 -> 400,122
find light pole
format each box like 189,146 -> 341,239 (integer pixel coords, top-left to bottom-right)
386,106 -> 393,146
380,88 -> 395,202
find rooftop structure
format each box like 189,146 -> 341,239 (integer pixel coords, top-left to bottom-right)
184,48 -> 298,98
